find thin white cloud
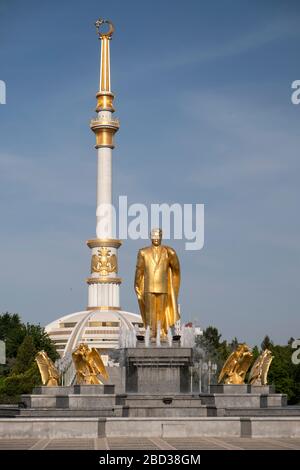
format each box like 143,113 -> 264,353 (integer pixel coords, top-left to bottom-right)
124,17 -> 300,75
180,90 -> 299,190
0,152 -> 93,206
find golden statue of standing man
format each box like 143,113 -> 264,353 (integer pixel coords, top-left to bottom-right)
134,228 -> 181,339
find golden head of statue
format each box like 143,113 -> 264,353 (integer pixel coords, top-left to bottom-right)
218,343 -> 253,385
134,228 -> 181,339
72,343 -> 109,385
35,350 -> 60,387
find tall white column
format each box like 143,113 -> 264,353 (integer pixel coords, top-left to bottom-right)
96,146 -> 113,239
87,20 -> 122,311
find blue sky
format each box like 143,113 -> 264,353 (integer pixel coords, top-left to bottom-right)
0,0 -> 299,345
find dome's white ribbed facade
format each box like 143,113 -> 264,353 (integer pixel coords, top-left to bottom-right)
45,309 -> 143,357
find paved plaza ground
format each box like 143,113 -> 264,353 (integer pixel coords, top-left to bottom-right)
0,437 -> 299,450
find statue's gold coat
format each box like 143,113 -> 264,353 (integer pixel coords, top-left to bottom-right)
134,231 -> 180,338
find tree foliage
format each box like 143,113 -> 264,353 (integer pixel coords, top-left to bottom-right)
0,313 -> 26,363
268,342 -> 300,404
195,325 -> 230,367
12,335 -> 36,375
24,323 -> 58,362
0,312 -> 59,401
0,364 -> 41,402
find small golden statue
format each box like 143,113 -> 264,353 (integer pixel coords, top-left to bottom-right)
91,247 -> 117,275
134,228 -> 180,339
72,343 -> 109,385
35,350 -> 60,387
248,349 -> 274,385
218,343 -> 253,385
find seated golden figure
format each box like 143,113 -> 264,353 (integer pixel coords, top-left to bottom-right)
72,343 -> 109,385
248,349 -> 274,385
218,343 -> 253,385
35,350 -> 60,387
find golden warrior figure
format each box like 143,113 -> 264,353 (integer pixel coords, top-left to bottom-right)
134,228 -> 181,339
35,350 -> 60,387
218,343 -> 253,385
72,343 -> 109,385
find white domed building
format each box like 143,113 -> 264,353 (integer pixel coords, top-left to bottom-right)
45,21 -> 143,359
45,309 -> 143,359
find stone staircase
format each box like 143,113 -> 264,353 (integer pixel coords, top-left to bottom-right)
0,384 -> 300,438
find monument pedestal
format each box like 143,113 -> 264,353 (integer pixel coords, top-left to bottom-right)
20,384 -> 118,412
32,384 -> 115,396
209,384 -> 275,395
1,357 -> 299,437
201,384 -> 287,409
125,347 -> 192,394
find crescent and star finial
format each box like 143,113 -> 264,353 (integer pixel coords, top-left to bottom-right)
95,18 -> 115,39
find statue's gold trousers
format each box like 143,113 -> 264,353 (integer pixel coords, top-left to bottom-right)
145,292 -> 168,338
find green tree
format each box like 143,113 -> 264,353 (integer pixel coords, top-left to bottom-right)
0,364 -> 41,402
12,335 -> 36,375
25,324 -> 58,362
196,326 -> 230,372
228,337 -> 239,354
202,326 -> 222,352
0,313 -> 26,362
0,313 -> 59,402
268,343 -> 300,404
252,345 -> 260,361
261,335 -> 272,350
0,313 -> 58,376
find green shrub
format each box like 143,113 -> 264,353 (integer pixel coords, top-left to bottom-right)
0,363 -> 41,402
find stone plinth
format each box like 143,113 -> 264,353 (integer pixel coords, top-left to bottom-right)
21,384 -> 117,412
209,384 -> 275,394
73,384 -> 115,395
120,393 -> 217,417
20,394 -> 117,410
125,347 -> 192,394
200,393 -> 286,409
32,384 -> 115,395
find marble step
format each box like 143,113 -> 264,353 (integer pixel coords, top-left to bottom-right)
121,396 -> 209,408
1,416 -> 300,438
224,407 -> 300,417
17,407 -> 123,417
122,405 -> 216,418
20,394 -> 117,409
0,406 -> 19,417
32,385 -> 115,395
199,393 -> 287,408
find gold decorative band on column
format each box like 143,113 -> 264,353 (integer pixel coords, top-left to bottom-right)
87,239 -> 122,249
96,92 -> 115,112
86,306 -> 120,311
90,118 -> 119,148
96,129 -> 115,148
86,277 -> 122,284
